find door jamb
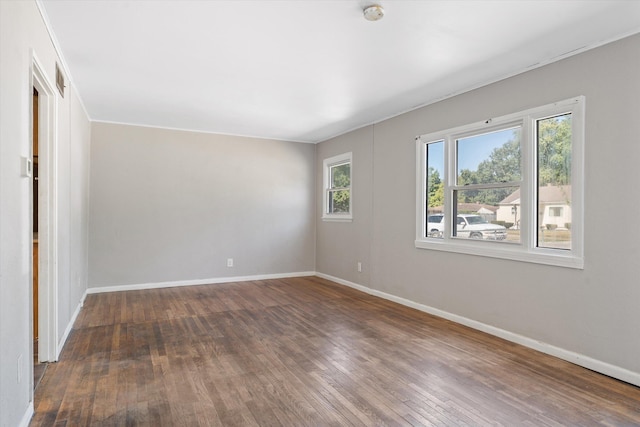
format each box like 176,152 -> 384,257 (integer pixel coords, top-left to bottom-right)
31,52 -> 59,364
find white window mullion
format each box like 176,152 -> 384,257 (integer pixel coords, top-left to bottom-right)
444,135 -> 455,239
521,115 -> 534,250
570,99 -> 585,260
451,181 -> 522,192
416,140 -> 427,240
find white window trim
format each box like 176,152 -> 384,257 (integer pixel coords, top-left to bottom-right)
322,152 -> 353,222
415,97 -> 584,269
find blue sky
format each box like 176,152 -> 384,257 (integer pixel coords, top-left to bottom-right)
427,127 -> 519,179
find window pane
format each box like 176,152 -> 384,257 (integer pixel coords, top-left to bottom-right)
457,127 -> 521,185
330,163 -> 350,189
426,141 -> 444,238
426,214 -> 444,238
537,113 -> 572,250
454,187 -> 519,242
328,189 -> 350,213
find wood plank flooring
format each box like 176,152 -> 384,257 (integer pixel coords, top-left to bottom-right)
31,276 -> 640,426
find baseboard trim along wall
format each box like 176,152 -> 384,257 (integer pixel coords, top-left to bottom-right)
86,271 -> 317,294
315,272 -> 640,388
18,403 -> 34,427
58,291 -> 86,359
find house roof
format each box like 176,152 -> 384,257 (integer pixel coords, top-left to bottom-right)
500,185 -> 572,205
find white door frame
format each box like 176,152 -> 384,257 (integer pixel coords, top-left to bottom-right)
31,52 -> 59,363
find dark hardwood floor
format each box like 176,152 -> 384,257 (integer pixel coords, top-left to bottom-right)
31,276 -> 640,426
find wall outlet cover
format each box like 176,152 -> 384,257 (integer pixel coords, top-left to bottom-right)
21,156 -> 33,178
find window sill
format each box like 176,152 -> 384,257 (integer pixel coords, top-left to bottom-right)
322,215 -> 353,223
415,239 -> 583,269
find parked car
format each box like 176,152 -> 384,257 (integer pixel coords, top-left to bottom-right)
427,214 -> 507,240
427,214 -> 445,238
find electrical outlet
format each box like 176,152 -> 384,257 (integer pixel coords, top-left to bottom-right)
227,258 -> 233,268
357,262 -> 362,273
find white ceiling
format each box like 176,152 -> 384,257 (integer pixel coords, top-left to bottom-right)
40,1 -> 640,143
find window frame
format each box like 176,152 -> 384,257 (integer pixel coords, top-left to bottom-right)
415,97 -> 584,269
322,152 -> 353,222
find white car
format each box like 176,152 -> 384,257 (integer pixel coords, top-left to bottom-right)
427,214 -> 507,240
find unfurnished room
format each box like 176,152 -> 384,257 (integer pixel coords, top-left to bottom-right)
1,1 -> 640,426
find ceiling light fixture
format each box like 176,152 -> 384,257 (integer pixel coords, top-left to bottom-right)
363,4 -> 384,21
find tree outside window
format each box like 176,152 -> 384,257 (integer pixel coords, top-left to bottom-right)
323,152 -> 352,221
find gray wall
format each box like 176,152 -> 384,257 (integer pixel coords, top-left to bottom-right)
0,1 -> 91,425
89,123 -> 316,288
2,3 -> 638,425
316,126 -> 374,287
316,34 -> 640,380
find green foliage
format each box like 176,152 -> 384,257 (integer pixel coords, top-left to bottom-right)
330,190 -> 350,213
332,164 -> 349,186
330,164 -> 350,213
538,115 -> 571,186
458,135 -> 521,205
473,138 -> 521,185
427,167 -> 444,208
452,117 -> 571,206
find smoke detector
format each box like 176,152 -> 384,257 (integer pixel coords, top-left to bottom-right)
363,4 -> 384,21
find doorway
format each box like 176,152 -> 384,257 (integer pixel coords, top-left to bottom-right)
31,54 -> 59,396
32,87 -> 46,390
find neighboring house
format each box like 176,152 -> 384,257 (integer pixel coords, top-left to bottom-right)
497,185 -> 572,229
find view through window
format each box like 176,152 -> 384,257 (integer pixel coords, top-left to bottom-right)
416,97 -> 583,268
323,152 -> 352,221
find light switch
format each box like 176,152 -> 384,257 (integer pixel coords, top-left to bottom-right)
21,157 -> 33,178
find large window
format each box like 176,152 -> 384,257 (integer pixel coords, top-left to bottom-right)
323,152 -> 352,221
416,97 -> 584,268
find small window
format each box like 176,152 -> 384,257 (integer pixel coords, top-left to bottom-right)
323,152 -> 352,221
416,97 -> 584,269
549,207 -> 563,217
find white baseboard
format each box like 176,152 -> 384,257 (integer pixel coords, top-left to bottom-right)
18,402 -> 34,427
57,290 -> 87,358
87,271 -> 317,294
315,272 -> 640,388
